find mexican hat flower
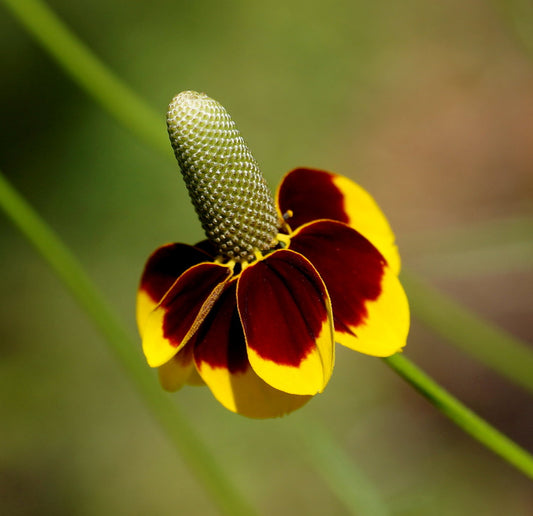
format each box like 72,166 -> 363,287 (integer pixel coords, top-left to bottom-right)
136,91 -> 409,418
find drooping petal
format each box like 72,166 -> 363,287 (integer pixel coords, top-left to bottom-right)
136,243 -> 215,336
277,168 -> 401,274
192,239 -> 218,257
290,220 -> 409,357
193,280 -> 311,418
142,262 -> 232,367
237,249 -> 334,396
157,343 -> 204,391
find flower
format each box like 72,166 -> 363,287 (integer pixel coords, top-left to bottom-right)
136,91 -> 409,418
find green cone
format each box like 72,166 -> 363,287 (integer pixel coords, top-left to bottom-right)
167,91 -> 280,263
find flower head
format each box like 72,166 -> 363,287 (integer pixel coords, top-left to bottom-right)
137,91 -> 409,418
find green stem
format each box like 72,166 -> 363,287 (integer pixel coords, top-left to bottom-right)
0,170 -> 257,516
402,270 -> 533,395
1,0 -> 169,155
383,354 -> 533,480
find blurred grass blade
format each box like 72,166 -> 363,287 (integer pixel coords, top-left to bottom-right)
404,217 -> 533,278
0,170 -> 258,516
403,270 -> 533,394
411,241 -> 533,278
403,216 -> 533,252
1,0 -> 169,155
384,354 -> 533,480
289,417 -> 390,516
491,0 -> 533,57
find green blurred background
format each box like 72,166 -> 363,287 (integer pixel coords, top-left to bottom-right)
1,0 -> 532,514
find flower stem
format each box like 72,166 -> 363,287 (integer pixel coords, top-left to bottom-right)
402,270 -> 533,395
0,170 -> 258,516
383,353 -> 533,480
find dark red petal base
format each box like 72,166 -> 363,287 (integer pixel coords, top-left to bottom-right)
290,220 -> 385,334
277,168 -> 349,230
160,263 -> 232,347
237,249 -> 330,366
193,280 -> 248,374
139,243 -> 215,305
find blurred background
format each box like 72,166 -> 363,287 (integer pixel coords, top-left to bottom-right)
1,0 -> 532,514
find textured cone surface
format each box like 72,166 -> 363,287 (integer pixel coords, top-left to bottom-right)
167,91 -> 280,262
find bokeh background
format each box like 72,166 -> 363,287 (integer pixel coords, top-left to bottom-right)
1,0 -> 532,514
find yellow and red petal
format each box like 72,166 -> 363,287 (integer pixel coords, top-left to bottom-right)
193,281 -> 311,418
142,262 -> 232,367
237,249 -> 335,396
276,168 -> 401,274
136,243 -> 215,336
290,220 -> 409,357
157,343 -> 204,391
